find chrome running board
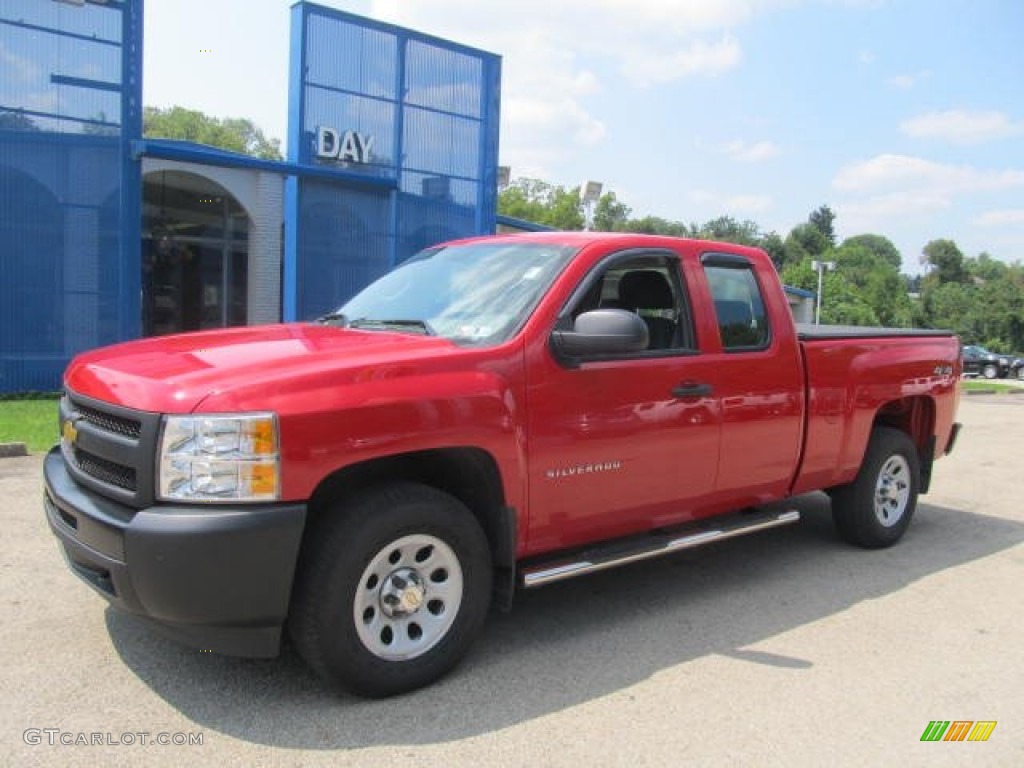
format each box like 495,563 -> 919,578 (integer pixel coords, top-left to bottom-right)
521,506 -> 800,588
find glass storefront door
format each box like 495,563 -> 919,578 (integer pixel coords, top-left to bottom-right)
142,171 -> 249,336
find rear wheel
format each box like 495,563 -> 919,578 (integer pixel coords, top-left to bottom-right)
289,483 -> 492,697
830,427 -> 920,549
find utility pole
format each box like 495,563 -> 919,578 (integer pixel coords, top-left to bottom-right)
812,260 -> 836,325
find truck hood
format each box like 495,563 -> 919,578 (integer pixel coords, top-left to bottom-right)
64,324 -> 462,413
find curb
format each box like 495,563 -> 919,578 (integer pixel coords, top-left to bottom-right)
962,388 -> 1024,396
0,442 -> 29,458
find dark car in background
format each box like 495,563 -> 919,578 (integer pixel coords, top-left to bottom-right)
961,345 -> 1012,379
1011,356 -> 1024,381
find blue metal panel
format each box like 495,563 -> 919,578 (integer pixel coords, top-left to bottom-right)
286,3 -> 501,320
297,181 -> 391,317
0,0 -> 142,393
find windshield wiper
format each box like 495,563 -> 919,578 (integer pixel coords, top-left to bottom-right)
317,312 -> 349,327
348,318 -> 435,336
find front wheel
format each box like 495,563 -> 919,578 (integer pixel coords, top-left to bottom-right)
830,427 -> 920,549
982,363 -> 998,379
289,483 -> 492,697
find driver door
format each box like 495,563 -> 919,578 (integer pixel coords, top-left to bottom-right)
524,250 -> 722,553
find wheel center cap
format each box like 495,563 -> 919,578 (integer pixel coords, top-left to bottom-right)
380,567 -> 426,617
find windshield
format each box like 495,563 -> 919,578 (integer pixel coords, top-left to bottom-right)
335,241 -> 577,345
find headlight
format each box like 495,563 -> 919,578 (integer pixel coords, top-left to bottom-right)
158,413 -> 280,502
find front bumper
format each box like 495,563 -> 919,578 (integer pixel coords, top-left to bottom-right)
43,447 -> 306,657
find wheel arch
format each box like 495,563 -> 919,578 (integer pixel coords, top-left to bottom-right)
303,447 -> 517,605
872,395 -> 937,492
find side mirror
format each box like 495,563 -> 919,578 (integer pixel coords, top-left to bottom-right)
551,309 -> 649,359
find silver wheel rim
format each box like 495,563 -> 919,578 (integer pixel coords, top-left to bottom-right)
354,534 -> 463,660
874,455 -> 911,527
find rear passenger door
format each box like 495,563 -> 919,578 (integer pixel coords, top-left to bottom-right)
696,252 -> 804,507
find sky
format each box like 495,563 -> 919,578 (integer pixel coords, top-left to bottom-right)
143,0 -> 1024,274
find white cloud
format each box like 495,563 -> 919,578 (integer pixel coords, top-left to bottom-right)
621,35 -> 741,86
833,154 -> 1024,194
370,0 -> 785,178
901,110 -> 1024,144
719,139 -> 781,162
975,209 -> 1024,227
689,189 -> 773,214
833,154 -> 1024,238
886,70 -> 931,89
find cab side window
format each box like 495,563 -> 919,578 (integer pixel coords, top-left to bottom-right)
570,254 -> 695,352
703,258 -> 770,350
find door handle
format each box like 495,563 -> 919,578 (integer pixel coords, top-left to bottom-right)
672,382 -> 713,398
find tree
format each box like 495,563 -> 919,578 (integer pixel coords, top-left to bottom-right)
921,239 -> 967,284
143,106 -> 282,160
592,191 -> 631,231
623,215 -> 692,237
0,111 -> 39,132
498,178 -> 584,230
968,252 -> 1008,282
781,257 -> 879,325
830,242 -> 914,326
809,204 -> 837,247
841,233 -> 902,271
697,216 -> 756,245
786,222 -> 830,259
759,232 -> 787,271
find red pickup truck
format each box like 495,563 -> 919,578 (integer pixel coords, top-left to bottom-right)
44,232 -> 961,697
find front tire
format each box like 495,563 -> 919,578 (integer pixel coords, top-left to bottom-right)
289,483 -> 492,697
982,363 -> 998,379
830,427 -> 920,549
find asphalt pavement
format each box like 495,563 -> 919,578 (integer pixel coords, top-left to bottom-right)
2,396 -> 1021,767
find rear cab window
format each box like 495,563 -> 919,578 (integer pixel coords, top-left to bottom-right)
701,253 -> 771,351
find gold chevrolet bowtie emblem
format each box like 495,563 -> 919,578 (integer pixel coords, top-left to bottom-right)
62,419 -> 78,445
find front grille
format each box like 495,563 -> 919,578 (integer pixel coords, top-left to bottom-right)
72,446 -> 137,492
77,404 -> 141,439
62,390 -> 160,508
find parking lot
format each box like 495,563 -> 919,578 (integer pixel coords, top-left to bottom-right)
2,395 -> 1022,767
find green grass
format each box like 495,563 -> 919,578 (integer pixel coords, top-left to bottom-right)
0,399 -> 60,452
960,380 -> 1021,394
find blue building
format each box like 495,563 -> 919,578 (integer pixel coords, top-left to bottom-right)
0,0 -> 501,393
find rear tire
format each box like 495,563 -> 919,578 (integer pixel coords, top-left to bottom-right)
289,483 -> 492,697
830,427 -> 920,549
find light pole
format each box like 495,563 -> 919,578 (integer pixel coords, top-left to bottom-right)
497,165 -> 511,192
580,180 -> 603,231
812,260 -> 836,325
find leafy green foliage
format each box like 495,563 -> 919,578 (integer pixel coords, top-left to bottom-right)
0,111 -> 40,131
809,205 -> 837,247
592,191 -> 631,231
143,106 -> 282,160
498,178 -> 584,230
